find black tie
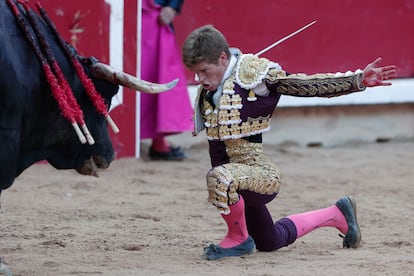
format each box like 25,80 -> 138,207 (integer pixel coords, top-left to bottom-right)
205,90 -> 217,108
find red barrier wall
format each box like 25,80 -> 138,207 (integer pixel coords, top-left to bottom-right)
174,0 -> 414,83
24,1 -> 414,158
35,0 -> 137,158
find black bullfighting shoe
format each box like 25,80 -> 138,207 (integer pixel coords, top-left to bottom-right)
149,146 -> 187,161
202,236 -> 256,260
335,196 -> 361,248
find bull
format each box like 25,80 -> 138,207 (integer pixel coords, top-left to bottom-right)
0,0 -> 177,198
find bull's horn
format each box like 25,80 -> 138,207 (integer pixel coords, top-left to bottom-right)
91,62 -> 178,94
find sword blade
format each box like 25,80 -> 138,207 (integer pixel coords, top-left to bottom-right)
255,20 -> 317,56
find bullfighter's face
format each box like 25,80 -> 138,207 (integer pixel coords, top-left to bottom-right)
190,51 -> 229,92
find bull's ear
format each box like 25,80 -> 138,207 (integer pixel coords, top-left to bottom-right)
78,56 -> 98,80
93,79 -> 119,99
78,56 -> 119,98
80,56 -> 99,66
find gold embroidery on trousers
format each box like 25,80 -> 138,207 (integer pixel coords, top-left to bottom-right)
206,139 -> 280,214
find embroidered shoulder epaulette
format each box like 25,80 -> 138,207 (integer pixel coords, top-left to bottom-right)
235,54 -> 273,89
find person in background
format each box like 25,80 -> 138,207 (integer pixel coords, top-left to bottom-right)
182,25 -> 397,260
140,0 -> 193,161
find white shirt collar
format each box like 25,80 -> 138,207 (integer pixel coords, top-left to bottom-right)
210,48 -> 241,106
223,54 -> 237,82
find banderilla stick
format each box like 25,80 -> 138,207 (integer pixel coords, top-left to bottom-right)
6,0 -> 88,144
36,1 -> 120,134
20,1 -> 95,145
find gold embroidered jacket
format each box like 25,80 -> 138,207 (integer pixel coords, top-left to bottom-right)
193,53 -> 366,141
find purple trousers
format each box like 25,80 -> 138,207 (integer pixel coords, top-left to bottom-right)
238,190 -> 297,251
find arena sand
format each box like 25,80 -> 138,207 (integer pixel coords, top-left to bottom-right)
1,139 -> 413,275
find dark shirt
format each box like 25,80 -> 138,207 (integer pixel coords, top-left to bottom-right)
154,0 -> 184,13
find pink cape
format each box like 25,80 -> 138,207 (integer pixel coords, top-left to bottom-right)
140,0 -> 193,139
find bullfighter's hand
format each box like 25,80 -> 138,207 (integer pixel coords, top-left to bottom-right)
158,6 -> 176,26
362,57 -> 396,87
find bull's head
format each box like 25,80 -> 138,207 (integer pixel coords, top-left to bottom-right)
0,0 -> 179,194
46,57 -> 179,178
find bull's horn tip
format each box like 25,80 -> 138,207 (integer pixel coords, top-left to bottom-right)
168,78 -> 179,88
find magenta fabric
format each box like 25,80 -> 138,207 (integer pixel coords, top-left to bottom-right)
140,0 -> 193,139
287,205 -> 347,238
219,195 -> 249,248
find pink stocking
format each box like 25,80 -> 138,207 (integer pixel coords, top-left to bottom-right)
288,205 -> 348,238
219,195 -> 249,248
151,136 -> 169,152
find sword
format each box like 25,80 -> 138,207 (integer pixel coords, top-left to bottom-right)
255,20 -> 317,56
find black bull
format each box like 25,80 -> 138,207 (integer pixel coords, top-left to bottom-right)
0,0 -> 177,196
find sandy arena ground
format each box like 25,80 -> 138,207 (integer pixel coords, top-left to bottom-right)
1,139 -> 413,276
